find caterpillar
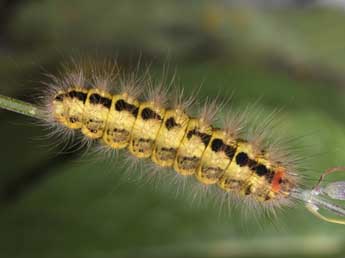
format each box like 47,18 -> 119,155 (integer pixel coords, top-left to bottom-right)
1,59 -> 344,224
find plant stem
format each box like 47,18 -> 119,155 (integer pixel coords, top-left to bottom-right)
0,94 -> 44,119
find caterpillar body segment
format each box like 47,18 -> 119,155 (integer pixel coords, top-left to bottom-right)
218,141 -> 287,201
173,118 -> 213,176
252,156 -> 278,202
48,74 -> 297,211
103,93 -> 139,149
128,101 -> 166,158
66,88 -> 88,129
151,109 -> 190,167
218,141 -> 256,194
52,88 -> 88,129
52,90 -> 69,126
82,89 -> 113,139
195,129 -> 237,185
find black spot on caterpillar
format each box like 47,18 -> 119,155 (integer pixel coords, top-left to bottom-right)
186,129 -> 212,146
141,107 -> 162,121
68,90 -> 87,103
115,99 -> 139,117
235,152 -> 249,167
211,138 -> 236,159
89,93 -> 112,108
165,117 -> 179,130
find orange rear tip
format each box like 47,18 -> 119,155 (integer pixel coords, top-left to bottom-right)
272,169 -> 284,193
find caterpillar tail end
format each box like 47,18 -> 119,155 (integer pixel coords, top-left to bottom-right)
294,166 -> 345,225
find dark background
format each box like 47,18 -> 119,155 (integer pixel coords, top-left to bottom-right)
0,1 -> 345,258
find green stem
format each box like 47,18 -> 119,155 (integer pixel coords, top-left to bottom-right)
0,94 -> 44,119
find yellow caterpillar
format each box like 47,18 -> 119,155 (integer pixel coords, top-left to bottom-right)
0,59 -> 343,224
44,62 -> 297,212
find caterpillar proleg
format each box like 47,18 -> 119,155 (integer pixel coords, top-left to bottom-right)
0,60 -> 344,225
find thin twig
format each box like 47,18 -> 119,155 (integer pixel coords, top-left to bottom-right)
0,94 -> 44,119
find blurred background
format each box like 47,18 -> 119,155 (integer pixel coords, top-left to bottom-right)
0,0 -> 345,257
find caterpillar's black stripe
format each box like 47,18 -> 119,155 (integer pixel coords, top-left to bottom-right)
89,93 -> 112,108
141,107 -> 162,121
236,152 -> 249,166
69,90 -> 87,103
55,91 -> 87,103
115,99 -> 139,117
54,94 -> 64,101
186,129 -> 212,146
211,138 -> 223,152
224,145 -> 236,159
235,152 -> 273,179
256,164 -> 268,176
211,138 -> 236,159
165,117 -> 179,130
